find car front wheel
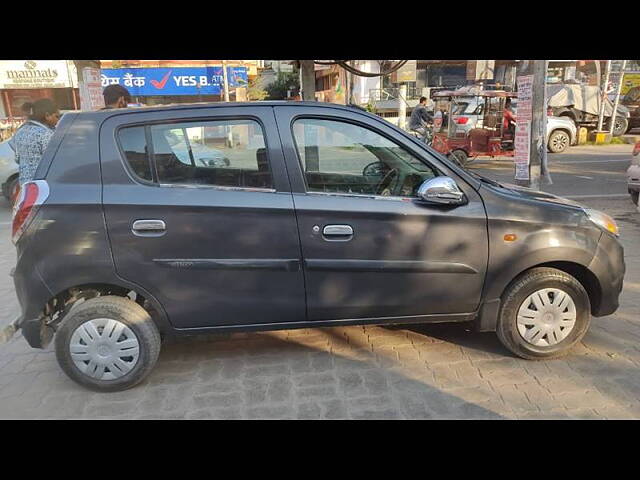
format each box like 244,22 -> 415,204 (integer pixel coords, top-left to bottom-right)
55,296 -> 161,392
548,130 -> 570,153
496,267 -> 591,360
448,149 -> 469,167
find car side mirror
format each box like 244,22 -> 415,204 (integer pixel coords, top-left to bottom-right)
417,176 -> 466,205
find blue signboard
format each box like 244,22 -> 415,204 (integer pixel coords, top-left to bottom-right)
101,67 -> 248,96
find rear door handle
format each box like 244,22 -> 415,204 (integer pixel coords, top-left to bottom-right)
322,225 -> 353,241
132,220 -> 166,236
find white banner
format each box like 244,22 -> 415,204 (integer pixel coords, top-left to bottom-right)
514,120 -> 531,180
514,75 -> 534,181
0,60 -> 75,89
79,68 -> 105,111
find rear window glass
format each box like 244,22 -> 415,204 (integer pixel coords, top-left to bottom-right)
116,119 -> 273,190
118,126 -> 152,181
149,119 -> 272,189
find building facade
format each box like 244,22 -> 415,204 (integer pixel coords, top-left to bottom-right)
0,60 -> 80,118
100,60 -> 261,105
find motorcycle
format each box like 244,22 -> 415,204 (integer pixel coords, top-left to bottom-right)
409,122 -> 434,146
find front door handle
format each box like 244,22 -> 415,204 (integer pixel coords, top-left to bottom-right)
132,219 -> 166,236
322,225 -> 353,241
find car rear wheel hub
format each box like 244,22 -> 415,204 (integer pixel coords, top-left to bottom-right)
69,318 -> 140,380
516,288 -> 577,347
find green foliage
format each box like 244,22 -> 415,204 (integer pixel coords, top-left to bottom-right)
265,71 -> 300,100
247,76 -> 268,101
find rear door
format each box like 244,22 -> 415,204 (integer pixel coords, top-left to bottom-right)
99,106 -> 306,329
275,105 -> 488,321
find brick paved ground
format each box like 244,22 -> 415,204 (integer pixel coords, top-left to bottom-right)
1,196 -> 640,419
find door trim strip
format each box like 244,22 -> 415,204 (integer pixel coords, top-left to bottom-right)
304,259 -> 477,274
153,258 -> 301,272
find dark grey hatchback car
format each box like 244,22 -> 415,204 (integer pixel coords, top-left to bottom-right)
10,101 -> 625,391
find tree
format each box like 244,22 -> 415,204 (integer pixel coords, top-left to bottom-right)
247,76 -> 268,101
265,71 -> 300,100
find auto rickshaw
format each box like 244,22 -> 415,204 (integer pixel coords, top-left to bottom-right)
430,88 -> 518,167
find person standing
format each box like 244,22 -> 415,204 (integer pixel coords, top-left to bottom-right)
503,97 -> 517,137
7,102 -> 34,152
11,99 -> 60,186
102,84 -> 132,109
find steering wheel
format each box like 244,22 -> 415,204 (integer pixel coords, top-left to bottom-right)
375,168 -> 398,196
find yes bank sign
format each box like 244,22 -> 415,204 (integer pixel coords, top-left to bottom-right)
101,67 -> 248,96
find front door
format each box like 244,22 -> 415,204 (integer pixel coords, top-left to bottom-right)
275,106 -> 488,321
100,107 -> 305,329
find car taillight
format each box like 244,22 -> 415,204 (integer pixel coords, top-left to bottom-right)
456,117 -> 469,124
12,180 -> 49,244
634,143 -> 640,156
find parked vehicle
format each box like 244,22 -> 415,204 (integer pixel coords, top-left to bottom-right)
450,95 -> 577,153
431,90 -> 518,166
547,84 -> 631,137
626,141 -> 640,205
9,102 -> 625,391
0,138 -> 19,202
621,86 -> 640,133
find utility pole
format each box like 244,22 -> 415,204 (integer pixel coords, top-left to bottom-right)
221,60 -> 233,147
73,60 -> 104,110
222,60 -> 230,102
596,60 -> 612,135
398,84 -> 407,130
514,60 -> 548,190
609,60 -> 628,136
300,60 -> 316,101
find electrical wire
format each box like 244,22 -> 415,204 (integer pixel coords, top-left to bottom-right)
312,60 -> 409,77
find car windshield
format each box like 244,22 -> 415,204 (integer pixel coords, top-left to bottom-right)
452,102 -> 470,115
624,87 -> 640,104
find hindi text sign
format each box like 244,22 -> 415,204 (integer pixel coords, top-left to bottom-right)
514,75 -> 533,180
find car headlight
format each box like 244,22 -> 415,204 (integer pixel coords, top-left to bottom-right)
584,208 -> 619,237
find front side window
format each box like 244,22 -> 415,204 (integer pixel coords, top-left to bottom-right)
292,118 -> 438,197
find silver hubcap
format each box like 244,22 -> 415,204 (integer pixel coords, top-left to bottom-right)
517,288 -> 577,347
70,318 -> 140,380
551,133 -> 568,151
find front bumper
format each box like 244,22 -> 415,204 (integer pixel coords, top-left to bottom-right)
588,232 -> 625,317
628,164 -> 640,192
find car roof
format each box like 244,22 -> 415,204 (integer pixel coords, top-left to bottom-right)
66,101 -> 365,121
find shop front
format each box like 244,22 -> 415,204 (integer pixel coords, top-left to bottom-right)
100,65 -> 249,105
0,60 -> 79,118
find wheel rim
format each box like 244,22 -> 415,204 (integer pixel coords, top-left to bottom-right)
516,288 -> 577,347
615,118 -> 624,134
551,133 -> 568,151
451,151 -> 466,166
70,318 -> 140,380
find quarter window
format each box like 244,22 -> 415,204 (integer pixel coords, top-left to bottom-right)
292,118 -> 438,197
118,126 -> 153,182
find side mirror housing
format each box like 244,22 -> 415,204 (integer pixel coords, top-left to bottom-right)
417,176 -> 466,205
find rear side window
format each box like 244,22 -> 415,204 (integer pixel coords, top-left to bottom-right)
117,119 -> 272,190
118,126 -> 153,181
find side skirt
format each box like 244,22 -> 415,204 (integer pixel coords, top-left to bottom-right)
170,312 -> 477,336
